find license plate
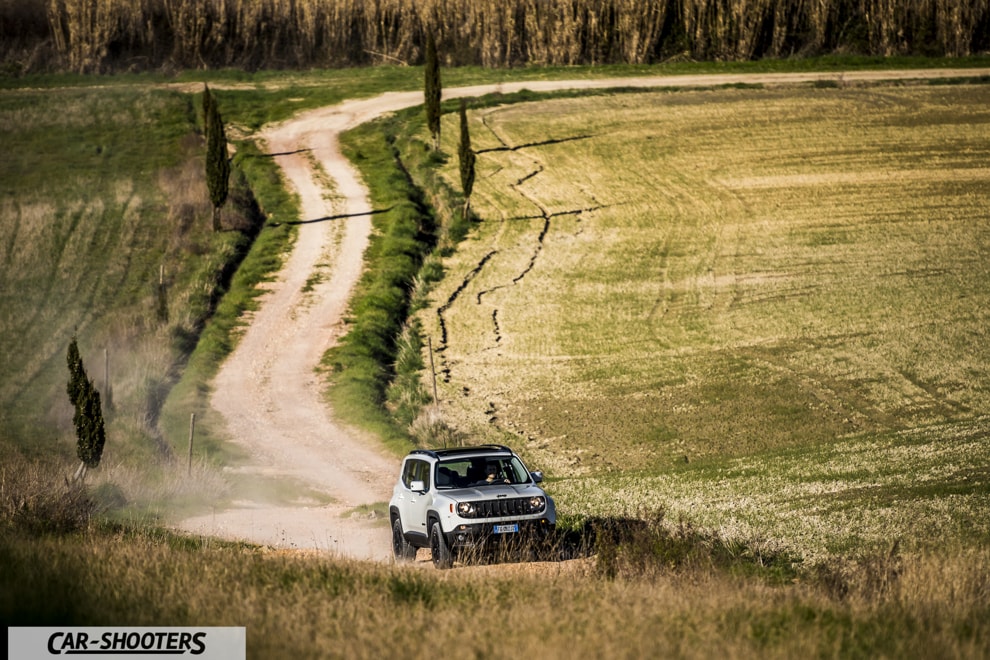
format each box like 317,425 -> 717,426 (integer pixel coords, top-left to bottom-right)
493,524 -> 519,534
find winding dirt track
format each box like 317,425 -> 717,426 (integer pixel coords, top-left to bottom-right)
176,68 -> 989,561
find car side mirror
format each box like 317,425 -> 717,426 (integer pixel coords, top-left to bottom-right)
530,471 -> 543,484
410,480 -> 426,493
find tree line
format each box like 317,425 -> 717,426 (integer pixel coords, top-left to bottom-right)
1,0 -> 986,74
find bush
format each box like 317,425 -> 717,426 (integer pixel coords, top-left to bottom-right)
409,405 -> 463,448
1,454 -> 93,535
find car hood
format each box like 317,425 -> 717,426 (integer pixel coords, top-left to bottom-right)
446,483 -> 546,500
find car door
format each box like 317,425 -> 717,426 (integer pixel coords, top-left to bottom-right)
397,458 -> 433,540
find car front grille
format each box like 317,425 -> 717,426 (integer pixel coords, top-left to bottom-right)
461,497 -> 541,519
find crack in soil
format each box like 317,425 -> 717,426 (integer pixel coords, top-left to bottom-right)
515,165 -> 544,186
436,250 -> 498,381
476,134 -> 594,155
492,309 -> 502,344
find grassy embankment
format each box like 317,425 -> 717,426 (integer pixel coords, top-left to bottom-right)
0,79 -> 310,518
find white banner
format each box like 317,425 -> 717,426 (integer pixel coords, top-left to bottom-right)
8,627 -> 246,660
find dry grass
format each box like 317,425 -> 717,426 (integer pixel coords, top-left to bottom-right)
1,523 -> 987,657
0,454 -> 93,534
3,423 -> 984,656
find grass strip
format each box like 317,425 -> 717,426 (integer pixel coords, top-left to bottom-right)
158,140 -> 298,463
326,116 -> 442,455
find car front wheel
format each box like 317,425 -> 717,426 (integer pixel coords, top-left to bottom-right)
392,517 -> 416,561
430,521 -> 453,569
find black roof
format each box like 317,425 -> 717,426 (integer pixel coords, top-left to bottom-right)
409,444 -> 513,460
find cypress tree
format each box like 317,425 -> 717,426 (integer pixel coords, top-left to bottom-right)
204,84 -> 230,232
458,98 -> 476,217
202,84 -> 214,130
66,336 -> 106,477
424,32 -> 442,151
66,336 -> 85,408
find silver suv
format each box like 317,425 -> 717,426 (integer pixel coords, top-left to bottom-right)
389,445 -> 556,568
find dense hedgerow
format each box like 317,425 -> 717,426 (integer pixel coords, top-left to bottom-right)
1,0 -> 987,74
320,113 -> 440,451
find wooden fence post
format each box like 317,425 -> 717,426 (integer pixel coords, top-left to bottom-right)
187,412 -> 196,476
428,336 -> 438,406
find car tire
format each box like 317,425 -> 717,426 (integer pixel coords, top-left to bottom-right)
392,517 -> 416,561
430,521 -> 454,569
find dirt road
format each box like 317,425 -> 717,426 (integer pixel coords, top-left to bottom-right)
176,67 -> 989,560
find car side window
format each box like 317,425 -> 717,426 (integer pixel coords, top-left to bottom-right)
401,459 -> 415,488
402,459 -> 431,490
417,460 -> 431,490
509,457 -> 530,483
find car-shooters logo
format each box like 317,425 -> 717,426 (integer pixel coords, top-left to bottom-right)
8,627 -> 245,660
48,631 -> 206,655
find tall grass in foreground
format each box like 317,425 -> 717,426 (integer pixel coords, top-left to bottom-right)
1,521 -> 987,658
3,0 -> 987,74
3,459 -> 985,657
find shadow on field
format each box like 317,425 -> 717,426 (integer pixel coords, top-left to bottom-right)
558,510 -> 803,582
510,509 -> 907,600
457,509 -> 804,584
283,206 -> 393,226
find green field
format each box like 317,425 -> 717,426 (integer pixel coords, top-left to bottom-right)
0,86 -> 208,456
0,81 -> 296,476
418,83 -> 990,560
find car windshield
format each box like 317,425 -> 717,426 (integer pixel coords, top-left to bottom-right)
435,455 -> 530,489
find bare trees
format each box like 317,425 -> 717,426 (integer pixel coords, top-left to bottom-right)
34,0 -> 990,74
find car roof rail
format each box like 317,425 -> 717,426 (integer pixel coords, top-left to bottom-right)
409,444 -> 512,459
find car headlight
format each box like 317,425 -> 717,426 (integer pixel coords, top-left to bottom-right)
528,496 -> 546,513
456,502 -> 474,516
